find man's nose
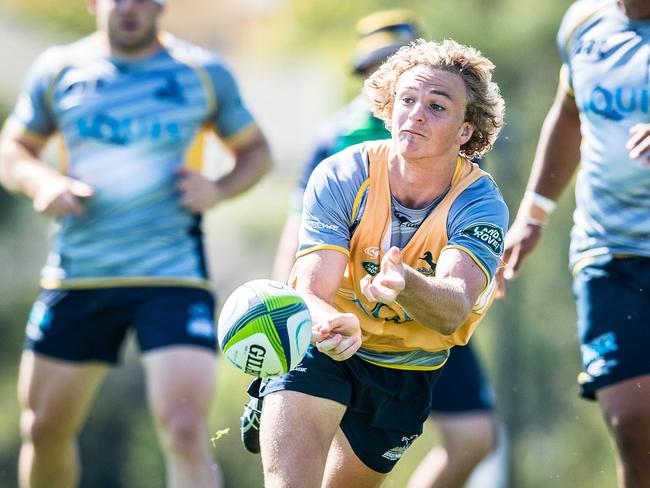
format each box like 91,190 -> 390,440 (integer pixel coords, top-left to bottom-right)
408,102 -> 426,123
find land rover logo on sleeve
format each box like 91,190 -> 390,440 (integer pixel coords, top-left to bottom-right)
461,222 -> 504,256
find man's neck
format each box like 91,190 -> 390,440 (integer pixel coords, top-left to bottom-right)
96,32 -> 163,60
388,151 -> 458,210
618,0 -> 650,20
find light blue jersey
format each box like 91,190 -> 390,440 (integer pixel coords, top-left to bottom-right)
558,0 -> 650,271
8,33 -> 258,288
299,143 -> 508,281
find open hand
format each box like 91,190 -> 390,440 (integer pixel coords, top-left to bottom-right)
312,312 -> 361,361
360,246 -> 405,304
626,123 -> 650,166
496,219 -> 543,298
33,176 -> 94,218
177,167 -> 220,212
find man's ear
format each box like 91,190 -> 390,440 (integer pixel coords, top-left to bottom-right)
457,122 -> 474,146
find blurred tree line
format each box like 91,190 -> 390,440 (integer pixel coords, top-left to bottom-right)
0,0 -> 617,487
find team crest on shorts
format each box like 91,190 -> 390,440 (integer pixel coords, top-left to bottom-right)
581,332 -> 619,379
186,302 -> 215,339
381,434 -> 419,461
25,300 -> 53,342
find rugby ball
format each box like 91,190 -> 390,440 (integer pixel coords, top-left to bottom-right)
217,279 -> 313,377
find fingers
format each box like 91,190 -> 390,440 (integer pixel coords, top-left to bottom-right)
315,333 -> 361,361
360,274 -> 403,303
316,313 -> 360,336
495,267 -> 507,299
360,275 -> 376,302
362,248 -> 405,303
311,325 -> 328,344
176,169 -> 218,212
33,178 -> 92,218
500,219 -> 544,283
60,192 -> 87,216
380,246 -> 402,273
69,180 -> 94,198
312,313 -> 361,361
362,278 -> 401,303
627,124 -> 650,161
502,244 -> 521,281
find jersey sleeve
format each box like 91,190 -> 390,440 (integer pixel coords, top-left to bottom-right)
556,3 -> 577,93
8,47 -> 63,138
206,62 -> 257,142
555,0 -> 605,96
297,145 -> 369,257
446,176 -> 509,280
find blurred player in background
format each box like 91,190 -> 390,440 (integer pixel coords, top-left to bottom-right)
256,11 -> 498,488
246,35 -> 507,486
498,0 -> 650,486
0,0 -> 271,487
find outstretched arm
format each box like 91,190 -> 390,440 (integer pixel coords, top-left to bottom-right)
361,246 -> 487,335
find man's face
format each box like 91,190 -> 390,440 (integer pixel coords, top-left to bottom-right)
391,65 -> 473,162
92,0 -> 162,54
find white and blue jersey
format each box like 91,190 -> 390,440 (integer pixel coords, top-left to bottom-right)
7,33 -> 258,289
558,0 -> 650,271
298,143 -> 508,281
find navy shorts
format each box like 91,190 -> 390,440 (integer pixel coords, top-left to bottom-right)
25,286 -> 217,364
261,346 -> 440,473
573,256 -> 650,400
429,343 -> 493,413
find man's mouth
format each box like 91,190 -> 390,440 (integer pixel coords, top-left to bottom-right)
402,129 -> 424,137
120,20 -> 139,32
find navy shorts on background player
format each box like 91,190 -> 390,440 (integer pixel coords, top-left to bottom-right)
25,286 -> 217,364
573,257 -> 650,400
430,343 -> 493,413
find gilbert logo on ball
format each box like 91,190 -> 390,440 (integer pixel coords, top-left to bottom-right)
217,279 -> 312,377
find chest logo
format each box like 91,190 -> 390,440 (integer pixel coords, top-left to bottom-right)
364,247 -> 380,259
417,251 -> 436,276
154,75 -> 186,104
362,261 -> 379,276
394,209 -> 419,228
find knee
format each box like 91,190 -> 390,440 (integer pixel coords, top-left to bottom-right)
156,405 -> 206,453
444,417 -> 496,463
471,422 -> 497,459
21,408 -> 72,447
607,408 -> 650,448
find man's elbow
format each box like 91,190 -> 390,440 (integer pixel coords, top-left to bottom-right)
437,299 -> 471,336
249,139 -> 273,179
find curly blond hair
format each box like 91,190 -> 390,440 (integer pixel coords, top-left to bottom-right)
363,39 -> 504,159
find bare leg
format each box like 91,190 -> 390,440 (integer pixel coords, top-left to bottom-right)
322,429 -> 387,488
18,351 -> 108,488
143,346 -> 221,488
260,390 -> 345,488
598,374 -> 650,488
407,413 -> 495,488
